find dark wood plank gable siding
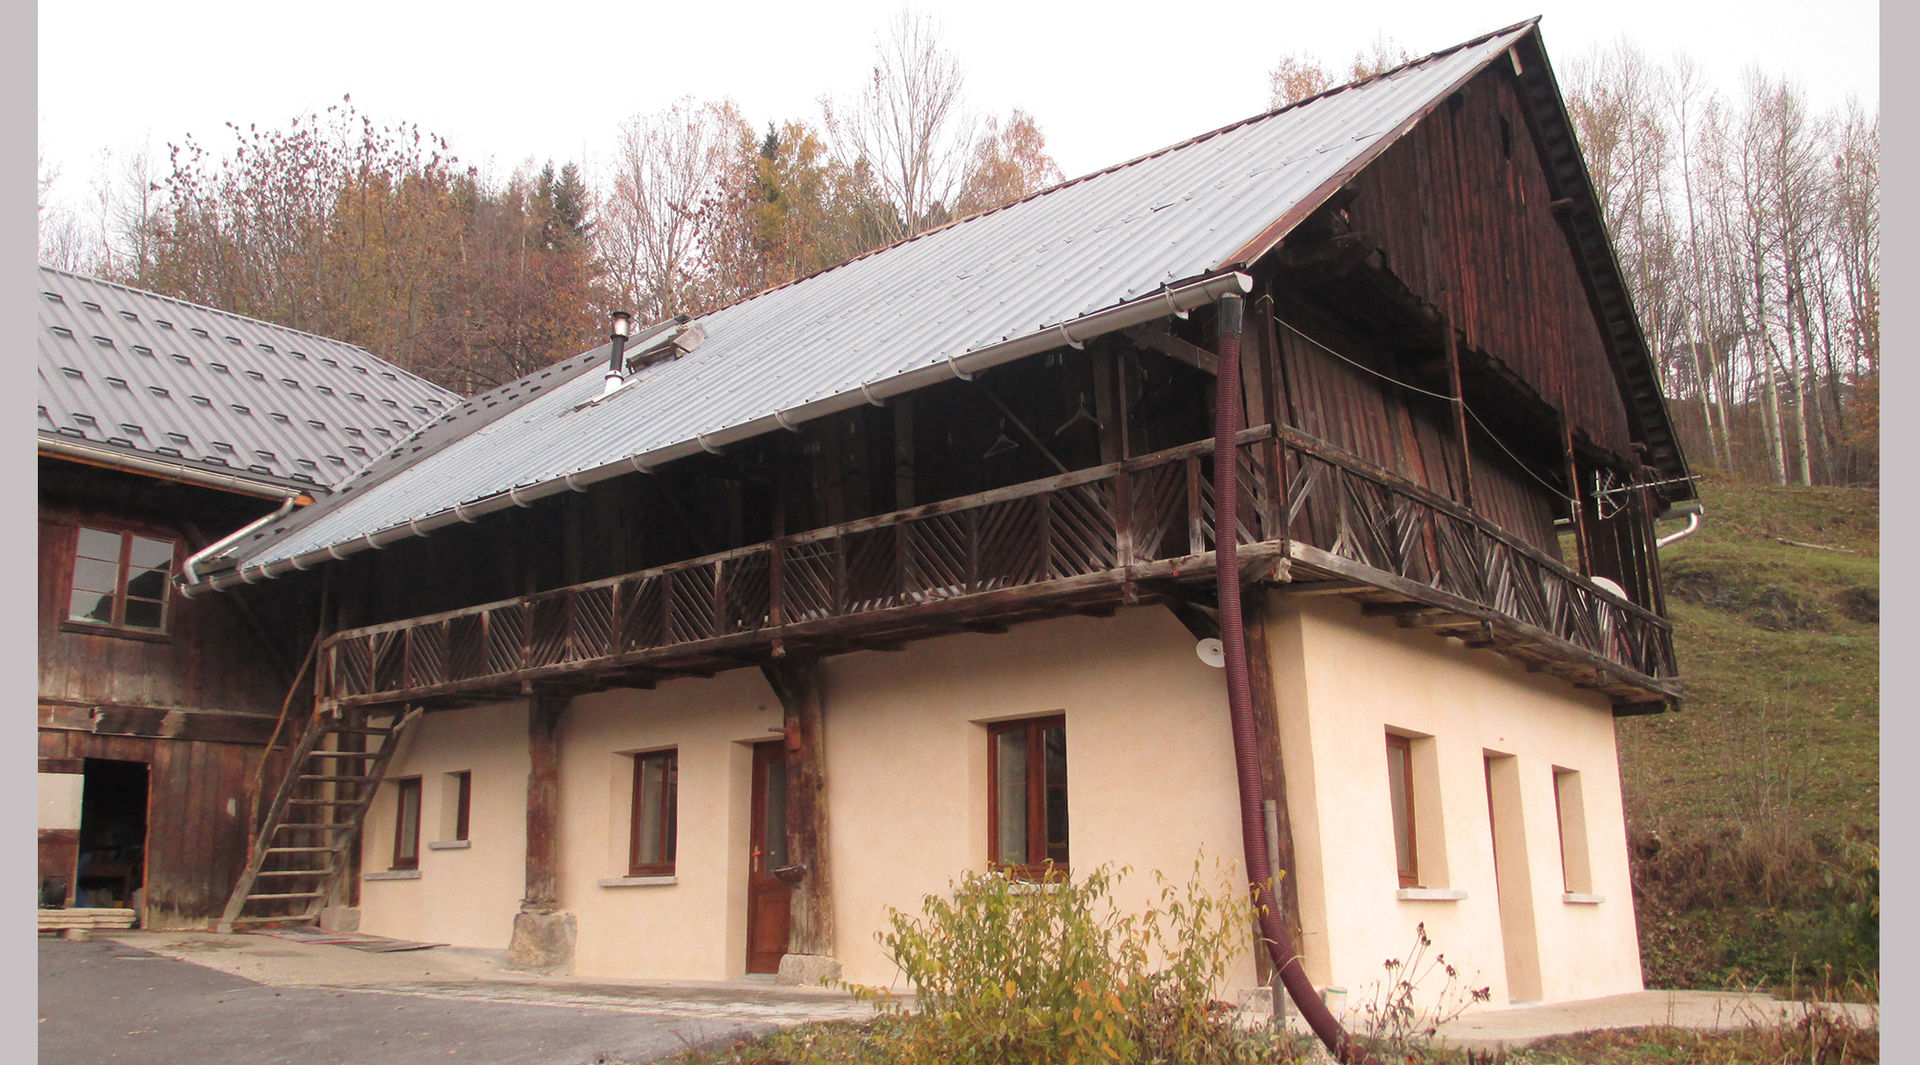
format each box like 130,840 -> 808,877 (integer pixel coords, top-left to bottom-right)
39,504 -> 290,717
1344,64 -> 1633,462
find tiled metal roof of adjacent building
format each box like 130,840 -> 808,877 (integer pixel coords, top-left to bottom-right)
37,266 -> 459,492
199,20 -> 1609,585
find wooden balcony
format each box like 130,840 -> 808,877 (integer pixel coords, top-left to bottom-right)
318,426 -> 1678,714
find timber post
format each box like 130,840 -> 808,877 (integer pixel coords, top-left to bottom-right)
1240,584 -> 1303,1002
761,656 -> 839,986
507,688 -> 575,970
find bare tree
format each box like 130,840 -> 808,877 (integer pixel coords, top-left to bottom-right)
821,10 -> 978,241
603,97 -> 751,321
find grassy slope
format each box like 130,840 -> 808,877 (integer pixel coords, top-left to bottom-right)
1616,476 -> 1879,991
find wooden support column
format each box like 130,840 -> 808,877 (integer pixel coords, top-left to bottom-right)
507,688 -> 575,969
761,657 -> 839,986
1443,316 -> 1475,512
1560,411 -> 1592,576
1240,589 -> 1303,987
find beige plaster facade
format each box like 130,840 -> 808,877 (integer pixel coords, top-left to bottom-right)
351,594 -> 1641,1008
357,700 -> 530,949
1268,591 -> 1642,1008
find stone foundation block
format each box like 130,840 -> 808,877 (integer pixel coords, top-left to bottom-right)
776,952 -> 842,987
506,909 -> 576,971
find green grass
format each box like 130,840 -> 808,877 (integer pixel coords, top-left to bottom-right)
1617,475 -> 1878,991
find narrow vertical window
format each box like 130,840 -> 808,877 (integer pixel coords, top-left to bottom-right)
67,526 -> 174,633
1553,767 -> 1593,895
988,716 -> 1068,878
1387,734 -> 1418,888
629,750 -> 678,876
448,771 -> 471,843
392,777 -> 422,870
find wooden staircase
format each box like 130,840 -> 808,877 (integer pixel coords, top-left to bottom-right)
218,704 -> 420,933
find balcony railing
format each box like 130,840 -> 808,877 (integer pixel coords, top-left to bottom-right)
319,426 -> 1675,708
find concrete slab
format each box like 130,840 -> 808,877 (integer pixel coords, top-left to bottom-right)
1431,990 -> 1879,1050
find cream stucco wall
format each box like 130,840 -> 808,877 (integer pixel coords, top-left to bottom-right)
560,671 -> 784,980
820,607 -> 1256,991
1267,592 -> 1642,1008
349,591 -> 1641,1007
39,771 -> 85,830
357,701 -> 530,949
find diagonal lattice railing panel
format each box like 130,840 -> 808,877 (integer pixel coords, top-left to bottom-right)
572,585 -> 616,661
484,605 -> 528,677
527,597 -> 570,668
616,575 -> 665,653
1047,483 -> 1119,579
781,540 -> 839,623
905,512 -> 973,600
666,566 -> 719,646
721,550 -> 772,635
975,496 -> 1047,590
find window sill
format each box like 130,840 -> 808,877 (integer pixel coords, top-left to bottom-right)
1396,887 -> 1467,902
365,869 -> 421,881
427,840 -> 471,850
1562,892 -> 1606,905
59,620 -> 172,644
596,875 -> 677,888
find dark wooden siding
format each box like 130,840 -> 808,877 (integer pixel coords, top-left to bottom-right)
36,729 -> 283,929
39,503 -> 290,716
1344,64 -> 1633,462
1274,321 -> 1561,558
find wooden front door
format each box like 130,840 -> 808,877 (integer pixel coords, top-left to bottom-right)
746,741 -> 792,974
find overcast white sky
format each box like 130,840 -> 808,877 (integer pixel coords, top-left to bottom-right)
37,0 -> 1878,215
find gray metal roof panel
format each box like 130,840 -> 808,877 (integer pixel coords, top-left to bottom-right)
217,24 -> 1529,571
37,267 -> 459,489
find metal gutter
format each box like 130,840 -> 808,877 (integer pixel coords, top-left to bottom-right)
184,270 -> 1253,595
179,495 -> 303,590
39,435 -> 317,501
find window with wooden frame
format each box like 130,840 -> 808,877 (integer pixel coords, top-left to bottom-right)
66,525 -> 175,635
628,749 -> 678,877
392,777 -> 422,870
988,716 -> 1068,878
1386,733 -> 1419,888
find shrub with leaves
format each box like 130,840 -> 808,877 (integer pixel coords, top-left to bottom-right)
848,858 -> 1273,1065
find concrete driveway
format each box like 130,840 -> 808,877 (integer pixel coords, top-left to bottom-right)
38,932 -> 877,1065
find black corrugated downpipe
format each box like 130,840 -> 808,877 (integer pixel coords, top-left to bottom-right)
1210,294 -> 1377,1065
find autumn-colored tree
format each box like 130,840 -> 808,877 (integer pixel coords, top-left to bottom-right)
954,109 -> 1065,217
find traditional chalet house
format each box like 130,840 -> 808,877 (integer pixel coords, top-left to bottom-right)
186,20 -> 1689,1010
36,266 -> 456,928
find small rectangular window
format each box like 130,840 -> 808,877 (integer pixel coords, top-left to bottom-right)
1387,734 -> 1418,888
392,777 -> 422,870
629,750 -> 678,876
66,526 -> 174,634
989,716 -> 1068,878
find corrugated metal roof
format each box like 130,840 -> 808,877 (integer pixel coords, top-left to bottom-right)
37,267 -> 459,490
207,22 -> 1532,577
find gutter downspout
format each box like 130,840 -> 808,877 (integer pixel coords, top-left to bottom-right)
179,494 -> 304,593
1210,292 -> 1377,1065
1656,501 -> 1703,549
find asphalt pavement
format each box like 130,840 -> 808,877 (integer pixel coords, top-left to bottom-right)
38,935 -> 870,1065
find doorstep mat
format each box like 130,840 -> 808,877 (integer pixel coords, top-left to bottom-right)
246,926 -> 443,952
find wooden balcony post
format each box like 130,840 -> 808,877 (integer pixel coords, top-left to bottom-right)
508,688 -> 574,969
761,657 -> 839,986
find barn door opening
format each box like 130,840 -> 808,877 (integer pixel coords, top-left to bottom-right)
76,759 -> 148,921
745,741 -> 792,974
